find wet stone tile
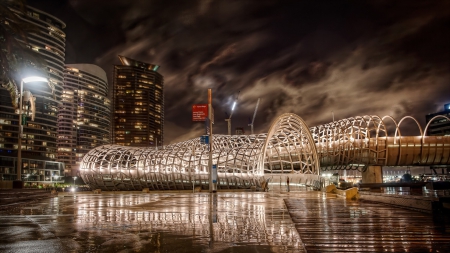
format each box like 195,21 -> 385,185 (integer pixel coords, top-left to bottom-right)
0,192 -> 306,252
285,192 -> 450,253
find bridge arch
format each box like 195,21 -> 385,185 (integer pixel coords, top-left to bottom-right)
421,115 -> 450,165
261,113 -> 320,175
423,115 -> 450,139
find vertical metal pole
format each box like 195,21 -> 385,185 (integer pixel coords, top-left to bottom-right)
192,148 -> 195,193
208,89 -> 213,193
17,80 -> 23,181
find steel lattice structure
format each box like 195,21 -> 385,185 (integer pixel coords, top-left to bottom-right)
313,115 -> 450,171
80,114 -> 319,190
79,113 -> 450,190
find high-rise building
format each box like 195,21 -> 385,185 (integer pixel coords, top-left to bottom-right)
58,64 -> 111,176
425,103 -> 450,175
113,56 -> 164,147
0,5 -> 65,184
426,103 -> 450,136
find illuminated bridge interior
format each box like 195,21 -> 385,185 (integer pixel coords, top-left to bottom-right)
80,113 -> 450,191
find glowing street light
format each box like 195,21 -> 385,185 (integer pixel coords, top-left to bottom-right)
73,176 -> 77,187
225,91 -> 240,135
16,76 -> 48,186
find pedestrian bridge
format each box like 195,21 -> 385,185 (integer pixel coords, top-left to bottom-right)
79,113 -> 450,191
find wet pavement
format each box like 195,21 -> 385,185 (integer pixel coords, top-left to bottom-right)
0,191 -> 303,253
0,188 -> 449,252
286,196 -> 450,252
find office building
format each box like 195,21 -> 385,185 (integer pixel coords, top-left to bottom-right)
426,103 -> 450,136
58,64 -> 111,176
113,56 -> 164,147
425,103 -> 450,175
0,5 -> 65,184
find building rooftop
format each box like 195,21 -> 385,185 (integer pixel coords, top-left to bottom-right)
117,55 -> 160,72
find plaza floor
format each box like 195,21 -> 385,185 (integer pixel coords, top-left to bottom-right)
0,187 -> 449,253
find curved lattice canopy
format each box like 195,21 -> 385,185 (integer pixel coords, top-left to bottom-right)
80,114 -> 319,190
80,113 -> 450,190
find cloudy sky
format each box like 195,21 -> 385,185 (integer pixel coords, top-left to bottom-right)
28,0 -> 450,144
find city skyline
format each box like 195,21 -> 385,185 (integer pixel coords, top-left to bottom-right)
27,0 -> 450,144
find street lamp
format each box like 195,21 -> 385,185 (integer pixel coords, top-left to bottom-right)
16,76 -> 48,186
73,176 -> 77,187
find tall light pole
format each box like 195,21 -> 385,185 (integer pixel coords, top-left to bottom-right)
225,91 -> 240,135
16,76 -> 48,185
208,89 -> 214,193
248,98 -> 260,135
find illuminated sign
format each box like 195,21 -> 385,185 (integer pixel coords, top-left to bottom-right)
192,104 -> 208,121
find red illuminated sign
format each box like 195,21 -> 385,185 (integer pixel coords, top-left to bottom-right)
192,104 -> 208,121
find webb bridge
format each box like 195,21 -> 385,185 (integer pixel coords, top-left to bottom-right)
79,113 -> 450,191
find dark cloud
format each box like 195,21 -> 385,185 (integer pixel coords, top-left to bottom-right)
28,0 -> 450,143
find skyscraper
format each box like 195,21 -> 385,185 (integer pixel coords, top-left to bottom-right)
58,64 -> 111,176
425,103 -> 450,175
113,56 -> 164,147
426,103 -> 450,136
0,5 -> 65,184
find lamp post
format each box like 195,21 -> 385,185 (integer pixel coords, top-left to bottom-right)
207,89 -> 216,193
73,176 -> 77,187
16,76 -> 48,185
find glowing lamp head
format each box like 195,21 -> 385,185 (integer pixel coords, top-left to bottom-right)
22,76 -> 48,83
231,101 -> 236,111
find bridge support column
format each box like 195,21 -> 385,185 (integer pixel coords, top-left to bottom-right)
362,166 -> 383,184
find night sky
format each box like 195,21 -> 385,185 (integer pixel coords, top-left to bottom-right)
27,0 -> 450,144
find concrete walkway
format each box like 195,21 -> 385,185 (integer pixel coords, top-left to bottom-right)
285,192 -> 450,252
0,189 -> 448,252
0,191 -> 304,252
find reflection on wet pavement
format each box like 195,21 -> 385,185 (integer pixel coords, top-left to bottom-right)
1,190 -> 449,252
285,192 -> 450,253
0,192 -> 304,253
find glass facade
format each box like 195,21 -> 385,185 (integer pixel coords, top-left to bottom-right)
426,103 -> 450,136
0,5 -> 65,183
113,56 -> 164,147
58,64 -> 111,176
425,104 -> 450,174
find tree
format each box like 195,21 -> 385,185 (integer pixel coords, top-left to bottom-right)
0,0 -> 46,108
